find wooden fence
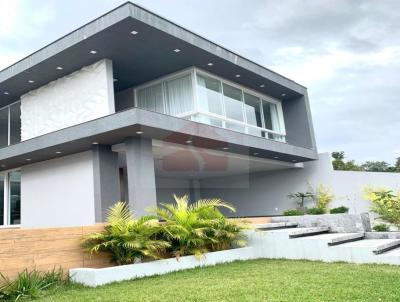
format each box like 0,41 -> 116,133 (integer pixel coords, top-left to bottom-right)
0,224 -> 110,279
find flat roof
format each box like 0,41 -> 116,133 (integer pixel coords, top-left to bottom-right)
0,2 -> 307,108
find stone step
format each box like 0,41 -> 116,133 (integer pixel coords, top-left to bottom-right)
373,239 -> 400,255
327,233 -> 365,246
255,222 -> 298,230
289,227 -> 330,238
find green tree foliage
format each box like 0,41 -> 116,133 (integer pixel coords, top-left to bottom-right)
332,152 -> 399,172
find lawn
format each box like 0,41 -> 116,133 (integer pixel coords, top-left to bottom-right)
39,259 -> 400,302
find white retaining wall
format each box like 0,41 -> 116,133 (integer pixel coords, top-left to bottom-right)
200,153 -> 400,217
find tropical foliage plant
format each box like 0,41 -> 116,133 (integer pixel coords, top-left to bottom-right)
0,268 -> 65,302
287,192 -> 314,208
365,188 -> 400,228
153,195 -> 248,258
314,184 -> 334,212
83,202 -> 169,265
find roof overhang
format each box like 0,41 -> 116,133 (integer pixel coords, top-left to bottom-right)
0,108 -> 318,171
0,2 -> 307,108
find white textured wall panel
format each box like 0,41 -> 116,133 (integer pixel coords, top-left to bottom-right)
21,151 -> 96,228
20,59 -> 115,140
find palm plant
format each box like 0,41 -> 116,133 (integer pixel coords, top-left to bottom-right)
154,195 -> 248,258
83,202 -> 169,265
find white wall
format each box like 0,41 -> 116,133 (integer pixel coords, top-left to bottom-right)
200,153 -> 400,217
21,151 -> 96,228
20,59 -> 115,140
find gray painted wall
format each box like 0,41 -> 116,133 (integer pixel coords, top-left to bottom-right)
155,177 -> 191,205
200,153 -> 400,217
21,151 -> 96,227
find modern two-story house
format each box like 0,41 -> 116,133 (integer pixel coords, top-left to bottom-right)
0,2 -> 317,228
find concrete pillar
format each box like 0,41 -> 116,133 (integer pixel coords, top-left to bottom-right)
92,144 -> 120,222
125,137 -> 157,217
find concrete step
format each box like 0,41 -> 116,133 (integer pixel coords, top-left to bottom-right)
289,227 -> 330,238
327,233 -> 365,246
373,239 -> 400,255
255,222 -> 298,230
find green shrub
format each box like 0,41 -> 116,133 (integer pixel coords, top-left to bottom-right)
283,209 -> 304,216
306,207 -> 325,215
365,189 -> 400,228
0,268 -> 65,301
83,202 -> 170,265
330,206 -> 349,214
154,195 -> 248,258
373,223 -> 390,232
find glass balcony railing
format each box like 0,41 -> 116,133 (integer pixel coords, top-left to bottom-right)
134,67 -> 286,143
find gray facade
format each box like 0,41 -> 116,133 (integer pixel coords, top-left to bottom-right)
0,3 -> 320,227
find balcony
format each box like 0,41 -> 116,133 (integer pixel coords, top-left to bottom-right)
134,68 -> 286,143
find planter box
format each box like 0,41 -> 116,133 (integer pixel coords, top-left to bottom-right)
70,246 -> 255,287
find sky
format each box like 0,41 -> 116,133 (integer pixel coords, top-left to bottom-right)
0,0 -> 399,164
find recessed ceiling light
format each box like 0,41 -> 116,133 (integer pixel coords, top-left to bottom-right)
26,158 -> 31,161
207,62 -> 213,66
28,80 -> 35,83
274,156 -> 279,159
56,66 -> 63,70
89,50 -> 97,54
235,74 -> 241,78
173,49 -> 181,53
92,142 -> 99,145
259,84 -> 265,88
130,30 -> 139,35
55,151 -> 62,154
292,159 -> 297,162
3,92 -> 9,95
136,131 -> 143,134
222,147 -> 229,150
186,140 -> 192,144
281,93 -> 286,97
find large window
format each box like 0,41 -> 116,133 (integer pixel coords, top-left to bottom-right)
134,68 -> 286,142
135,72 -> 194,117
0,102 -> 21,148
0,170 -> 21,226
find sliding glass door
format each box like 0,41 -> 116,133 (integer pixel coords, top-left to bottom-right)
0,170 -> 21,226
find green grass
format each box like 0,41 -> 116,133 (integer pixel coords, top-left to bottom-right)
37,259 -> 400,302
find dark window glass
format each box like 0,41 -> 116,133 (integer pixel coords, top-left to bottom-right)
0,175 -> 4,225
9,103 -> 21,145
9,171 -> 21,225
0,108 -> 8,148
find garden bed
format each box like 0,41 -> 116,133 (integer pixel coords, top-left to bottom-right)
70,246 -> 255,287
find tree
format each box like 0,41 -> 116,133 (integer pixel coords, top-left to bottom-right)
331,151 -> 362,171
395,157 -> 400,172
361,161 -> 391,172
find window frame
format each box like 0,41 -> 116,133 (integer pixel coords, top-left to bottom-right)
133,67 -> 286,140
0,168 -> 21,228
0,100 -> 22,147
